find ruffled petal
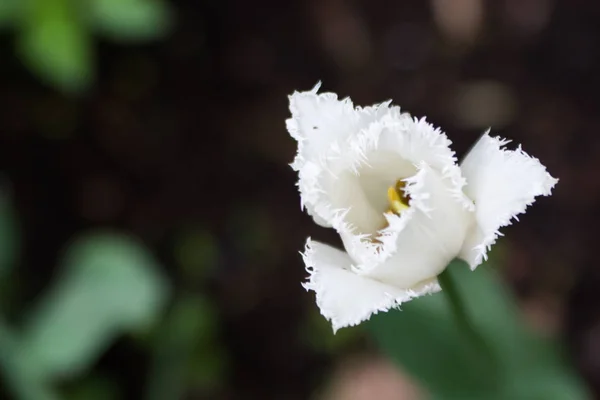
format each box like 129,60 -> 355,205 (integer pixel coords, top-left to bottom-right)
287,82 -> 397,169
357,163 -> 472,289
287,82 -> 357,171
302,239 -> 440,332
459,132 -> 558,269
287,83 -> 400,227
328,116 -> 474,273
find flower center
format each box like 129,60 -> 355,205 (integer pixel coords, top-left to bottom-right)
371,179 -> 411,245
386,180 -> 410,215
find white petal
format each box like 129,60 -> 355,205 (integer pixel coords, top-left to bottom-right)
459,132 -> 558,269
287,82 -> 356,170
302,239 -> 440,332
328,116 -> 474,272
287,82 -> 397,169
287,83 -> 400,227
357,163 -> 472,289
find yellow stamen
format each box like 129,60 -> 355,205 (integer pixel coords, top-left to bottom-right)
386,180 -> 410,215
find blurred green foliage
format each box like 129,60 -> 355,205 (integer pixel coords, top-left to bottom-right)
22,232 -> 169,379
368,260 -> 589,400
0,184 -> 229,400
0,224 -> 170,399
146,294 -> 224,400
18,0 -> 93,94
0,320 -> 61,400
0,0 -> 18,29
85,0 -> 171,42
0,0 -> 172,93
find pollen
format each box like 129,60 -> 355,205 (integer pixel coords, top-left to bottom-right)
386,180 -> 410,215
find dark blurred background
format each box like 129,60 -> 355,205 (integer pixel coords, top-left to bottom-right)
0,0 -> 599,399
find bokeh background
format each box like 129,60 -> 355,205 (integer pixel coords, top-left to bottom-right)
0,0 -> 599,399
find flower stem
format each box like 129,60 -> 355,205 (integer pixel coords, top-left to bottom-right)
437,267 -> 494,364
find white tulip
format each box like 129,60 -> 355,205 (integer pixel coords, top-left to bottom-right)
287,83 -> 557,332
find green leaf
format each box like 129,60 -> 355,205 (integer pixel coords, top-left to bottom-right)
367,260 -> 589,399
0,319 -> 60,400
21,231 -> 169,378
87,0 -> 172,42
0,0 -> 21,28
18,0 -> 93,93
368,263 -> 498,398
